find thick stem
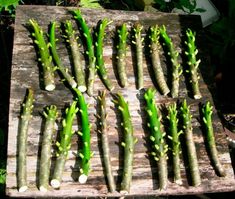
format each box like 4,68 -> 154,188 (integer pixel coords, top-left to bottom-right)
95,19 -> 114,91
117,23 -> 128,88
114,93 -> 136,194
39,105 -> 58,192
180,100 -> 201,186
158,155 -> 168,190
185,29 -> 202,99
29,19 -> 55,91
49,21 -> 77,89
72,10 -> 96,96
17,88 -> 34,192
133,24 -> 144,90
144,88 -> 168,190
167,103 -> 182,185
201,102 -> 226,177
50,154 -> 67,188
160,25 -> 181,98
73,88 -> 91,183
64,20 -> 86,92
149,25 -> 170,96
51,101 -> 78,188
97,91 -> 116,192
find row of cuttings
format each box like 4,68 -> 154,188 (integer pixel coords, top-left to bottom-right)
28,9 -> 201,99
17,87 -> 226,194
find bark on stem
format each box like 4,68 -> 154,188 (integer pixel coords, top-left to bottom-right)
51,101 -> 78,188
180,100 -> 201,186
17,88 -> 34,192
97,91 -> 116,192
144,88 -> 168,190
39,105 -> 58,192
133,23 -> 144,90
149,25 -> 170,96
49,21 -> 77,89
117,23 -> 128,88
114,93 -> 136,194
201,102 -> 226,177
64,20 -> 86,92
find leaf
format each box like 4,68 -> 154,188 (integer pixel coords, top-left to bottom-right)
195,8 -> 206,13
80,0 -> 102,8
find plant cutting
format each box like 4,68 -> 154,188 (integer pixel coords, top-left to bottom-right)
72,10 -> 96,96
29,19 -> 56,91
167,102 -> 183,185
113,93 -> 136,194
64,20 -> 86,92
144,88 -> 168,190
95,18 -> 114,91
39,105 -> 58,192
149,25 -> 170,96
201,101 -> 226,177
180,99 -> 201,186
132,23 -> 144,90
17,88 -> 34,192
97,91 -> 116,192
73,87 -> 92,184
116,23 -> 128,88
185,28 -> 202,99
160,25 -> 181,98
50,101 -> 78,189
49,21 -> 78,89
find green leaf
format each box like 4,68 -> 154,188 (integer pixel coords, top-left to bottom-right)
80,0 -> 102,8
195,8 -> 206,13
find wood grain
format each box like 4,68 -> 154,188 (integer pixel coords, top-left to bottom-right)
6,5 -> 235,198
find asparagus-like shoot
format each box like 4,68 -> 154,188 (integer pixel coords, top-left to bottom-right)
144,88 -> 168,190
149,25 -> 170,96
160,25 -> 182,98
73,88 -> 92,184
185,29 -> 202,99
180,100 -> 201,186
49,21 -> 77,89
201,102 -> 226,177
113,93 -> 136,194
64,20 -> 86,92
95,19 -> 114,91
18,88 -> 34,192
72,10 -> 96,96
116,23 -> 128,88
167,103 -> 183,185
29,19 -> 56,91
97,91 -> 116,192
51,101 -> 78,189
39,105 -> 58,192
132,24 -> 144,90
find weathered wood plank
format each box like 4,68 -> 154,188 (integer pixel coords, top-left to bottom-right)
6,5 -> 235,198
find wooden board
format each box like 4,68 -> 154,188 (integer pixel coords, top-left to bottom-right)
6,5 -> 235,198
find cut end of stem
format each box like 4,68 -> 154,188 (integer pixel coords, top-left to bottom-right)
18,185 -> 28,192
193,181 -> 201,187
45,84 -> 56,91
175,179 -> 183,185
120,189 -> 129,195
50,179 -> 61,189
163,89 -> 170,96
79,174 -> 88,184
109,86 -> 115,92
39,186 -> 48,192
77,85 -> 87,93
194,94 -> 202,99
71,82 -> 78,88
